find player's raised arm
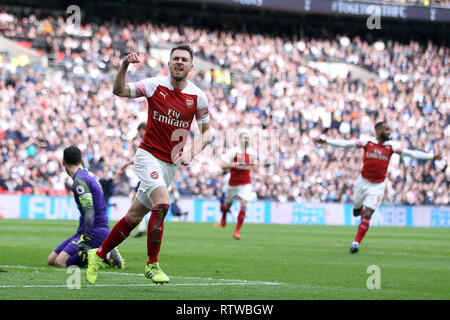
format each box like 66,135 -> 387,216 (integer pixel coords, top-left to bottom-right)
395,148 -> 443,161
112,52 -> 142,97
313,137 -> 363,148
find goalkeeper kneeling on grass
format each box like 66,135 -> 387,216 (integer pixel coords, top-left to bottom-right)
47,146 -> 124,269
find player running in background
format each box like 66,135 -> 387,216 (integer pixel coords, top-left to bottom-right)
314,121 -> 443,254
47,146 -> 124,269
217,170 -> 231,218
86,45 -> 211,284
214,130 -> 258,240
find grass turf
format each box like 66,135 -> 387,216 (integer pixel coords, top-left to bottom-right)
0,219 -> 449,300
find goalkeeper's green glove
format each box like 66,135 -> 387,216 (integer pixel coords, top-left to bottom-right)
77,235 -> 92,263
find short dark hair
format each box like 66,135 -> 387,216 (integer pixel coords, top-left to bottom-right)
170,44 -> 194,61
137,122 -> 146,131
375,121 -> 387,130
63,146 -> 82,165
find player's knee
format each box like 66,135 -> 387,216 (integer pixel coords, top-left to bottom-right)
362,209 -> 374,220
153,203 -> 170,216
54,255 -> 68,268
47,252 -> 56,265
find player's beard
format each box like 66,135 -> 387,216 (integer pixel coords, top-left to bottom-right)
379,132 -> 390,142
171,67 -> 189,82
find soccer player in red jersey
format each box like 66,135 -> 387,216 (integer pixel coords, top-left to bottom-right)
86,45 -> 211,284
314,121 -> 443,254
214,130 -> 258,240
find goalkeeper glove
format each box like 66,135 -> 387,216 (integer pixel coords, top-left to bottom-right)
77,234 -> 92,263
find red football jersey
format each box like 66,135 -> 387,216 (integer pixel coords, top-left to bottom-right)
223,147 -> 255,186
128,76 -> 210,163
357,138 -> 402,183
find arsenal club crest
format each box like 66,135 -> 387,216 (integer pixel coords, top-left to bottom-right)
186,98 -> 194,108
151,171 -> 159,179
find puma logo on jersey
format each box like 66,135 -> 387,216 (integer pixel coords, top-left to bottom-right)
160,91 -> 168,99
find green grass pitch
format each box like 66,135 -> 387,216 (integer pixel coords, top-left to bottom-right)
0,219 -> 449,300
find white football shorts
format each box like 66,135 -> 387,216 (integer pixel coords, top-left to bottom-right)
353,175 -> 386,211
134,148 -> 178,209
225,183 -> 256,204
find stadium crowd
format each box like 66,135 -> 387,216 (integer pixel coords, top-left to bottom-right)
0,9 -> 448,205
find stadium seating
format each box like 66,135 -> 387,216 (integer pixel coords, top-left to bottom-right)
0,9 -> 448,205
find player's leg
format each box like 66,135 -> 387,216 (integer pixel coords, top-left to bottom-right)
86,197 -> 148,284
352,176 -> 366,217
350,180 -> 384,254
54,252 -> 71,268
50,250 -> 83,268
143,183 -> 171,283
350,207 -> 374,254
144,157 -> 182,283
89,227 -> 125,269
47,251 -> 57,266
233,198 -> 247,240
215,187 -> 235,227
131,182 -> 147,238
48,235 -> 78,266
98,198 -> 147,257
233,184 -> 253,239
353,207 -> 364,217
147,185 -> 170,264
215,200 -> 232,227
350,176 -> 368,253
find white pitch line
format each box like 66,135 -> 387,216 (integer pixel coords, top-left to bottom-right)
0,265 -> 285,286
0,282 -> 278,288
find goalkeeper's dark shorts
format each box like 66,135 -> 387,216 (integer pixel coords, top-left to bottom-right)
53,227 -> 110,257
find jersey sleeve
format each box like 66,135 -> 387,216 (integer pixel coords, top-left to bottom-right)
355,137 -> 370,148
127,78 -> 159,98
400,149 -> 434,160
73,178 -> 96,237
390,141 -> 404,154
195,91 -> 210,124
326,138 -> 360,148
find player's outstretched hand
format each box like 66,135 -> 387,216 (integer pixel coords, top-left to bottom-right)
124,52 -> 142,65
313,137 -> 326,145
433,153 -> 443,161
180,151 -> 193,166
173,151 -> 192,166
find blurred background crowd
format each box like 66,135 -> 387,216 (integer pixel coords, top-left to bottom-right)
0,5 -> 448,205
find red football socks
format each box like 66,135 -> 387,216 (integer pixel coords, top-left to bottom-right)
354,218 -> 371,244
235,209 -> 246,232
97,215 -> 137,259
147,203 -> 170,264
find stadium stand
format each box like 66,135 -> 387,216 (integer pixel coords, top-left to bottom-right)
0,3 -> 448,205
